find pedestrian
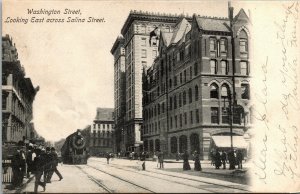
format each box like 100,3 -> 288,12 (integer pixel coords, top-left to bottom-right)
237,150 -> 244,169
26,144 -> 36,178
182,150 -> 191,170
193,151 -> 202,171
48,147 -> 63,181
141,152 -> 146,170
33,148 -> 46,192
221,151 -> 227,169
106,152 -> 110,164
11,141 -> 25,187
158,151 -> 164,169
228,150 -> 236,170
214,150 -> 221,169
44,147 -> 53,183
210,150 -> 215,166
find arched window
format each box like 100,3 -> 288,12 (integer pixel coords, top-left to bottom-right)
179,93 -> 182,107
210,84 -> 219,99
195,85 -> 199,101
194,63 -> 198,76
179,135 -> 188,153
239,30 -> 248,53
183,91 -> 187,105
210,60 -> 217,74
189,88 -> 192,103
221,60 -> 228,75
170,137 -> 178,153
221,84 -> 230,99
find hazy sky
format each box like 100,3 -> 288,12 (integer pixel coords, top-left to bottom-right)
3,0 -> 249,141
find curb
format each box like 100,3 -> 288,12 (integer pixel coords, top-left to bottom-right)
15,175 -> 35,193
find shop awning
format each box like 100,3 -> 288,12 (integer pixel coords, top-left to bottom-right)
212,136 -> 248,149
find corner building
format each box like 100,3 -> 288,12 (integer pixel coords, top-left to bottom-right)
142,9 -> 252,159
2,35 -> 39,144
112,11 -> 191,152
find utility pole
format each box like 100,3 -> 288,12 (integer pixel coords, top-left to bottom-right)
228,1 -> 236,151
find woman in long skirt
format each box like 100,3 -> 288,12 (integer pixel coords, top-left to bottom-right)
182,150 -> 191,170
193,151 -> 202,171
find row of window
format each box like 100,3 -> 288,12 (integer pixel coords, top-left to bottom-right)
210,83 -> 250,100
169,85 -> 199,110
141,49 -> 158,59
93,124 -> 114,130
210,107 -> 243,124
144,102 -> 166,120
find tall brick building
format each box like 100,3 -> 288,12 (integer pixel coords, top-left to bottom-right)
142,8 -> 252,159
2,35 -> 39,145
112,11 -> 192,152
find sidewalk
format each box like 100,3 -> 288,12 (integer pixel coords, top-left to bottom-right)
2,174 -> 35,193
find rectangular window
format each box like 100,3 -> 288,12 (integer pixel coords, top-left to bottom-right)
184,70 -> 187,82
141,49 -> 147,58
210,60 -> 217,74
141,38 -> 146,46
180,114 -> 183,127
221,61 -> 228,75
220,39 -> 227,52
196,109 -> 200,123
210,38 -> 216,51
175,115 -> 178,128
190,66 -> 192,80
180,73 -> 182,84
174,76 -> 177,86
240,61 -> 248,75
174,95 -> 177,109
190,111 -> 193,124
211,107 -> 219,124
184,112 -> 187,125
240,39 -> 248,53
241,84 -> 250,99
170,117 -> 173,128
222,107 -> 230,124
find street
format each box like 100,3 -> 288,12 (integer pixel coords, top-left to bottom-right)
20,157 -> 250,193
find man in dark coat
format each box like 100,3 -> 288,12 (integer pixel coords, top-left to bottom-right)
44,147 -> 53,183
236,150 -> 244,169
48,147 -> 63,181
193,151 -> 202,171
182,150 -> 191,170
158,151 -> 164,169
228,150 -> 236,170
141,152 -> 146,170
214,150 -> 221,169
221,151 -> 227,169
11,142 -> 25,187
106,152 -> 111,164
33,148 -> 46,192
26,145 -> 35,178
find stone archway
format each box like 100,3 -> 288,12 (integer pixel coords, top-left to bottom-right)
190,133 -> 200,153
179,135 -> 187,153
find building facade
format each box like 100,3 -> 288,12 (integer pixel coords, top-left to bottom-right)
111,36 -> 126,152
142,8 -> 252,159
2,35 -> 39,144
112,10 -> 192,152
88,108 -> 115,155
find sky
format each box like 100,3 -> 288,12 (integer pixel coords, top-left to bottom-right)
3,0 -> 250,141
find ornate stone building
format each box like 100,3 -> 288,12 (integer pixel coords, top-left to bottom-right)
142,8 -> 252,159
112,10 -> 192,152
2,35 -> 39,144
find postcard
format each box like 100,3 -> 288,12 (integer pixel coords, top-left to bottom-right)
2,0 -> 300,193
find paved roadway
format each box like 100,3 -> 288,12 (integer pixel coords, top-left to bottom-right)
21,157 -> 250,193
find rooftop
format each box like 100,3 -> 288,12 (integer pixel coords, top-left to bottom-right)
95,108 -> 114,121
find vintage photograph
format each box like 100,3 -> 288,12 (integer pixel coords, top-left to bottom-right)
2,0 -> 300,193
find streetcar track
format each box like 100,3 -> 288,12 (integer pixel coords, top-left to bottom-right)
75,165 -> 114,193
90,159 -> 250,193
82,164 -> 155,193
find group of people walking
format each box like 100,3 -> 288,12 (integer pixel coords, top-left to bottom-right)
11,141 -> 63,192
210,149 -> 244,170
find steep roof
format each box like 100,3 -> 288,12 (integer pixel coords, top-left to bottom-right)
161,32 -> 173,47
195,17 -> 230,32
171,18 -> 191,44
95,108 -> 114,121
234,8 -> 249,22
